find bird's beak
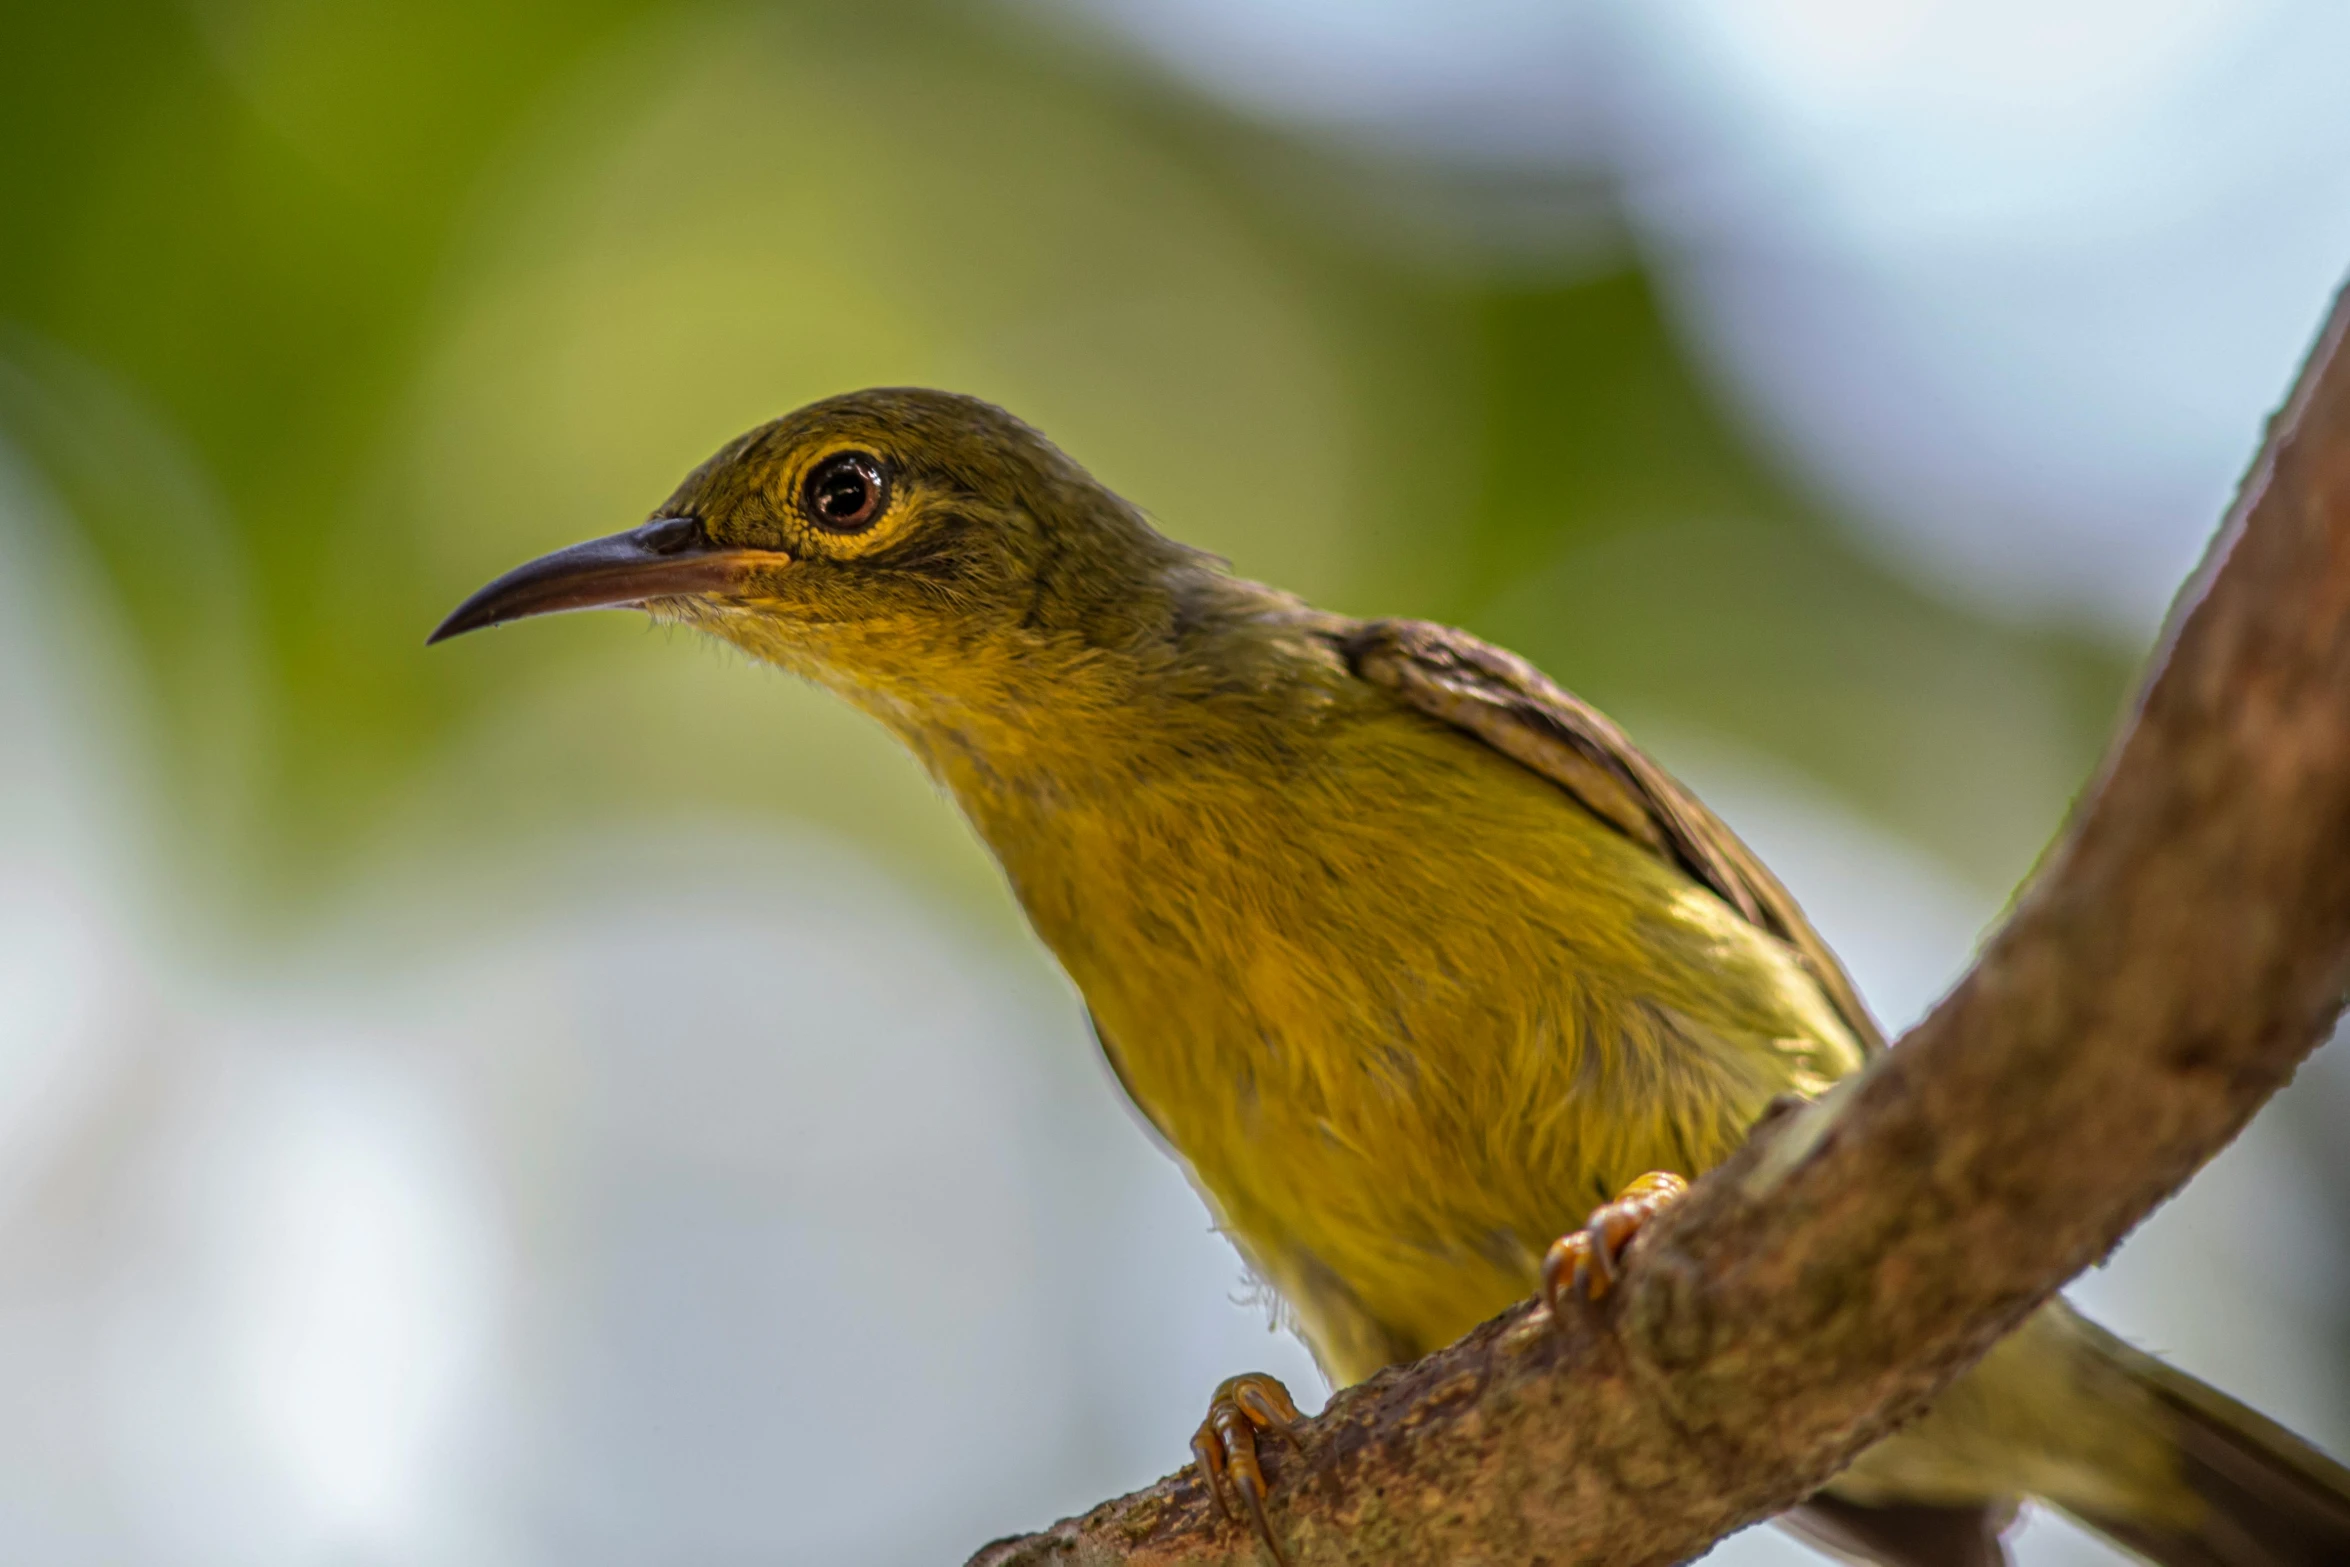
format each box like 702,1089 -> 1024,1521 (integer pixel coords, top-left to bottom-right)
427,517 -> 790,645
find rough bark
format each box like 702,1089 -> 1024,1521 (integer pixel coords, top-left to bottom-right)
968,279 -> 2350,1567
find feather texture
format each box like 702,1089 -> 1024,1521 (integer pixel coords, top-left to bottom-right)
539,387 -> 2350,1567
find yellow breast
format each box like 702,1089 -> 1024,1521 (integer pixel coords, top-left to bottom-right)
974,693 -> 1862,1381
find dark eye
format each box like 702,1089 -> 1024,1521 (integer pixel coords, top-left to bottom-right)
802,451 -> 888,533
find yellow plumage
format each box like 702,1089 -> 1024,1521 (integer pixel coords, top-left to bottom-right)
965,637 -> 1857,1378
434,387 -> 2350,1567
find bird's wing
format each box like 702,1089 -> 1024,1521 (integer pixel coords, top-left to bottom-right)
1340,617 -> 1885,1056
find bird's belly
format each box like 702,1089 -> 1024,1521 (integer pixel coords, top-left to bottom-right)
1009,754 -> 1862,1383
1085,926 -> 1814,1380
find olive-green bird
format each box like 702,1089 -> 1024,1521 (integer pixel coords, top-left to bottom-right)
434,388 -> 2350,1567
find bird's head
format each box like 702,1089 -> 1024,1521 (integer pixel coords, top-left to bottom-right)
431,388 -> 1214,743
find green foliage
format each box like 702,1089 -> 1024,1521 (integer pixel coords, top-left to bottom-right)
0,0 -> 2133,924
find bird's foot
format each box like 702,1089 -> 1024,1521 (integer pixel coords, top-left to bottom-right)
1541,1170 -> 1690,1315
1190,1372 -> 1308,1563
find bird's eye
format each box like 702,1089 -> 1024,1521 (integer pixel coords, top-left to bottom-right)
802,451 -> 888,533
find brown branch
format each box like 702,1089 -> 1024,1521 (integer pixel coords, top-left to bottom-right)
968,278 -> 2350,1567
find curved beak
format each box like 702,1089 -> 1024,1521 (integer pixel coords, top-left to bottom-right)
427,517 -> 790,645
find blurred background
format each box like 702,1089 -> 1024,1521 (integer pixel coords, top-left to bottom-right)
3,1 -> 2349,1562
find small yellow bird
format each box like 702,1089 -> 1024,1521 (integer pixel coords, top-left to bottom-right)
435,389 -> 2350,1566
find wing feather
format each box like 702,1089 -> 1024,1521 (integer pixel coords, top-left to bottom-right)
1340,618 -> 1885,1056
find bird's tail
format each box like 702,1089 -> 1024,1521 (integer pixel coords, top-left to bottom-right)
1797,1303 -> 2350,1567
2056,1314 -> 2350,1567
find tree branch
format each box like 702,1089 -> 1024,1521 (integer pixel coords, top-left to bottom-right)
969,278 -> 2350,1567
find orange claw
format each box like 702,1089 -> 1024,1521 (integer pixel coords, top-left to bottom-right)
1541,1170 -> 1690,1315
1190,1372 -> 1308,1564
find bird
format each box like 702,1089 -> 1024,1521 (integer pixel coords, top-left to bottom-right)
433,387 -> 2350,1567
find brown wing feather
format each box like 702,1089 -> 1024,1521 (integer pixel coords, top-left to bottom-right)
1340,618 -> 1885,1056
